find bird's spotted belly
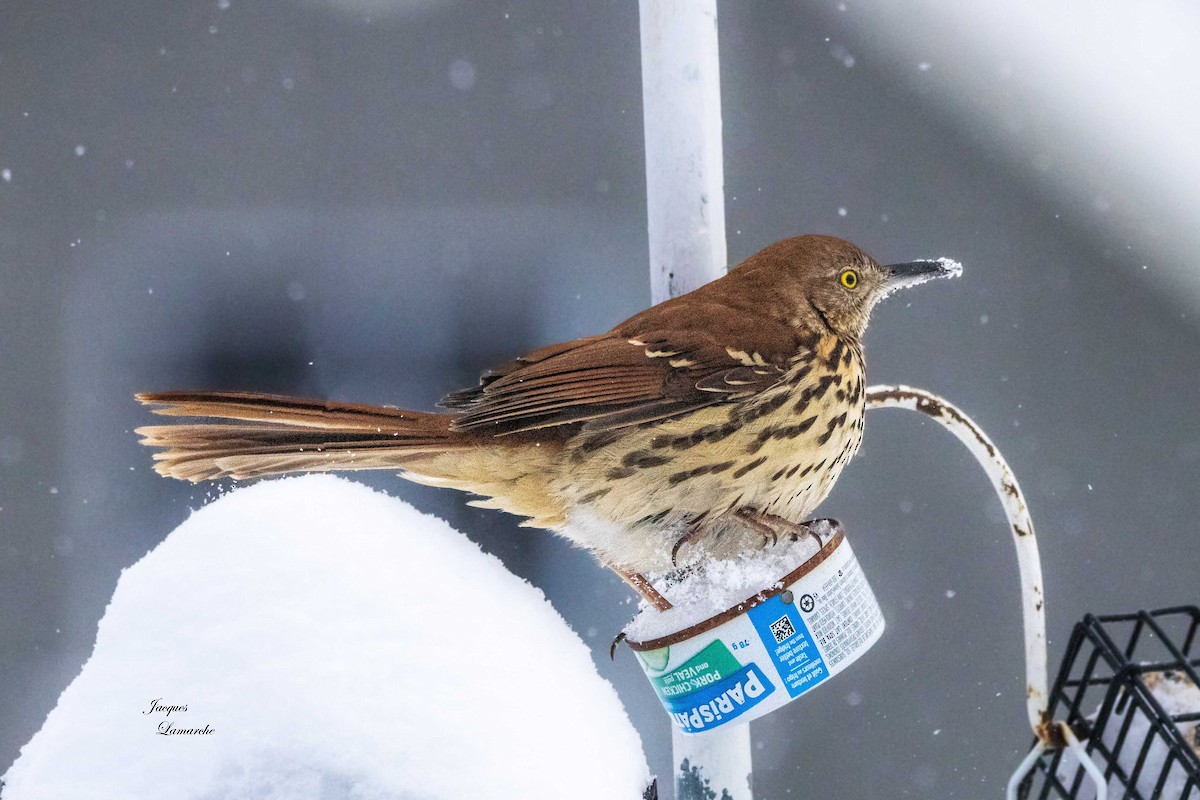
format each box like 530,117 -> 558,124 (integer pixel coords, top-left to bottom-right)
557,363 -> 865,571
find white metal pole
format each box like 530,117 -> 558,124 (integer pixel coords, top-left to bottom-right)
639,1 -> 751,798
640,0 -> 728,302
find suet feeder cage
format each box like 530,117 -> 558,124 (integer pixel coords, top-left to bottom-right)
1016,607 -> 1200,800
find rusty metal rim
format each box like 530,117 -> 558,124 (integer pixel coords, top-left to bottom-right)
624,524 -> 845,652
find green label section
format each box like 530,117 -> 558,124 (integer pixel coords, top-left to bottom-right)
650,640 -> 742,702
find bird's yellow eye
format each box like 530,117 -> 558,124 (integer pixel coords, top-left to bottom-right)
840,269 -> 859,289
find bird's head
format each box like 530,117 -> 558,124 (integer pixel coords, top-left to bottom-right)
734,234 -> 962,340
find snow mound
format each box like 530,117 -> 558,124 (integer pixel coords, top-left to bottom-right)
2,475 -> 648,800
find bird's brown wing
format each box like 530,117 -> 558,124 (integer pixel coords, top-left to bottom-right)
440,302 -> 807,435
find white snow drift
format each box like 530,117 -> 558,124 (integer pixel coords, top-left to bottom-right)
2,476 -> 648,800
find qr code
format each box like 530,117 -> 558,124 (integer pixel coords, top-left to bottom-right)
769,614 -> 796,643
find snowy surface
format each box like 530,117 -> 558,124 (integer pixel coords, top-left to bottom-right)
1,476 -> 648,800
625,521 -> 830,642
1056,669 -> 1200,799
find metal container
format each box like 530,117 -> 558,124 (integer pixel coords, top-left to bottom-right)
623,522 -> 885,735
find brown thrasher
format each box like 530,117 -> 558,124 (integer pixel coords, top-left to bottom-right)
137,235 -> 959,584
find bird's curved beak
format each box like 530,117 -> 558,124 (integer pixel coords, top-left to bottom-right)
883,258 -> 963,295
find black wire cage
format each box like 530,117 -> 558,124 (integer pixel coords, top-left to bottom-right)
1020,606 -> 1200,799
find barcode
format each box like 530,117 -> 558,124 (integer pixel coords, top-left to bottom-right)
769,615 -> 796,643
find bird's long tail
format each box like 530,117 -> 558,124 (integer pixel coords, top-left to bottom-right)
136,391 -> 466,483
135,391 -> 568,528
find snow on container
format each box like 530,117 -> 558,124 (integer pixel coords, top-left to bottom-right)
621,519 -> 884,735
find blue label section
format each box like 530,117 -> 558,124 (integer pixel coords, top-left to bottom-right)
748,594 -> 829,698
665,663 -> 776,734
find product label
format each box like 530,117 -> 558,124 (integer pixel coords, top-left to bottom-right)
639,639 -> 777,733
665,662 -> 776,734
649,640 -> 742,701
807,551 -> 884,670
746,541 -> 884,698
747,594 -> 828,697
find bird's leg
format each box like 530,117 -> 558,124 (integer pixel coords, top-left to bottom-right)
611,566 -> 673,611
756,511 -> 824,549
734,508 -> 779,547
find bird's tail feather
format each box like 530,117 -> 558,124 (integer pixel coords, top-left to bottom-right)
136,391 -> 462,482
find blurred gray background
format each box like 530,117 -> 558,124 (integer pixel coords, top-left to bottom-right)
2,1 -> 1198,796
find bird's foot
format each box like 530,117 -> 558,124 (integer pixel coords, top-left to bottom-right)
734,509 -> 779,548
670,524 -> 707,568
735,509 -> 823,550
